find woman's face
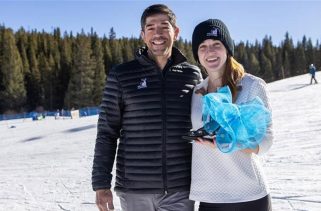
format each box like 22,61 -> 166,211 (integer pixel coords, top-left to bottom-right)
197,39 -> 227,75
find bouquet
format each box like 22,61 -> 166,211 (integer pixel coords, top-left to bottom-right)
201,86 -> 271,153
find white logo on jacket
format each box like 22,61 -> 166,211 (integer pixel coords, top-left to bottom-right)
137,78 -> 147,89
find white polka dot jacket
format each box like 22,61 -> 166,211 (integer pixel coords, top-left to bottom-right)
190,73 -> 273,203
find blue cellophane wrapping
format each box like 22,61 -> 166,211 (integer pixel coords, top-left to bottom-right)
202,86 -> 271,153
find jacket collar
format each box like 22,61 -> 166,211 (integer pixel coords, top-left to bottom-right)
135,46 -> 187,66
195,75 -> 244,95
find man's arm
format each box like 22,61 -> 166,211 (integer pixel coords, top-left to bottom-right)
92,67 -> 122,191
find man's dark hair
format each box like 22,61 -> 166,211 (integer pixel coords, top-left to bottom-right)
140,4 -> 177,30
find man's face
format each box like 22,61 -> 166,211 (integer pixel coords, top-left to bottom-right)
141,14 -> 179,58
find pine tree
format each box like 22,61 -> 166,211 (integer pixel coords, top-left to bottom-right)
0,26 -> 4,102
25,32 -> 43,110
317,41 -> 321,69
59,32 -> 73,109
47,30 -> 62,110
305,38 -> 315,66
15,27 -> 30,75
262,36 -> 275,81
38,52 -> 52,109
132,37 -> 145,51
174,37 -> 185,55
234,41 -> 249,70
282,32 -> 294,77
259,51 -> 273,82
102,36 -> 112,76
110,39 -> 123,67
121,38 -> 134,62
294,42 -> 306,75
64,32 -> 95,109
283,51 -> 291,78
0,29 -> 26,112
91,33 -> 106,106
109,27 -> 116,40
184,39 -> 196,64
247,52 -> 260,76
274,50 -> 284,79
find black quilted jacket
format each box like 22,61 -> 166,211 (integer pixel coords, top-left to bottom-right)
92,47 -> 202,194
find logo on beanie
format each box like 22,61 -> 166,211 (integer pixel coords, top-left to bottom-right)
206,28 -> 219,37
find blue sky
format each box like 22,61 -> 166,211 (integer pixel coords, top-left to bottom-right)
1,0 -> 321,46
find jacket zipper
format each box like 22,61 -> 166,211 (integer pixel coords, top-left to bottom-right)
158,64 -> 168,194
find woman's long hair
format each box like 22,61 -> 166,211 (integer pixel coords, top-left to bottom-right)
222,56 -> 245,102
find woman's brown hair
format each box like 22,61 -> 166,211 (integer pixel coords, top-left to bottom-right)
222,56 -> 245,102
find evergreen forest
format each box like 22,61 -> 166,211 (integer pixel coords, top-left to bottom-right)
0,25 -> 320,114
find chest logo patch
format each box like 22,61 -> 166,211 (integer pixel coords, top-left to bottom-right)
137,78 -> 147,89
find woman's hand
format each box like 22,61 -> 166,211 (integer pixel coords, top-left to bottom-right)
195,137 -> 216,149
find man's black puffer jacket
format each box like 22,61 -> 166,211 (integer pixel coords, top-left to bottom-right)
92,47 -> 202,194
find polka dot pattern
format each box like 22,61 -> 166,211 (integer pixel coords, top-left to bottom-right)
189,74 -> 273,203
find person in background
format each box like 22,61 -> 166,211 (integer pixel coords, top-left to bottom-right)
92,4 -> 202,211
54,109 -> 60,120
309,63 -> 318,84
189,19 -> 273,211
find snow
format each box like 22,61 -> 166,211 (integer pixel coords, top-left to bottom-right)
1,73 -> 320,211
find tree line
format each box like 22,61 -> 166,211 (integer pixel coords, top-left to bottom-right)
0,25 -> 320,114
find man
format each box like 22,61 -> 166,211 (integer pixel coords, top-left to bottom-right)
309,64 -> 318,84
92,4 -> 202,211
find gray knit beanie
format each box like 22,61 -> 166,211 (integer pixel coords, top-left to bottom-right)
192,19 -> 234,62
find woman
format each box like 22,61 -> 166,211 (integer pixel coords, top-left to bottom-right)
189,19 -> 273,211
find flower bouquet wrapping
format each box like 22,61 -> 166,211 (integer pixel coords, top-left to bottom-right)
202,86 -> 271,153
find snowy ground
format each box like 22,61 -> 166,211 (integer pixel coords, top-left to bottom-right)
0,73 -> 320,211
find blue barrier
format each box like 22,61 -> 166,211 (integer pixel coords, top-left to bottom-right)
0,106 -> 100,121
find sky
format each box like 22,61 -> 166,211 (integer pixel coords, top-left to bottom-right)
1,0 -> 321,46
1,73 -> 321,210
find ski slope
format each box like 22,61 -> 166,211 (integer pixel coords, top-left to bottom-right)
0,73 -> 320,211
